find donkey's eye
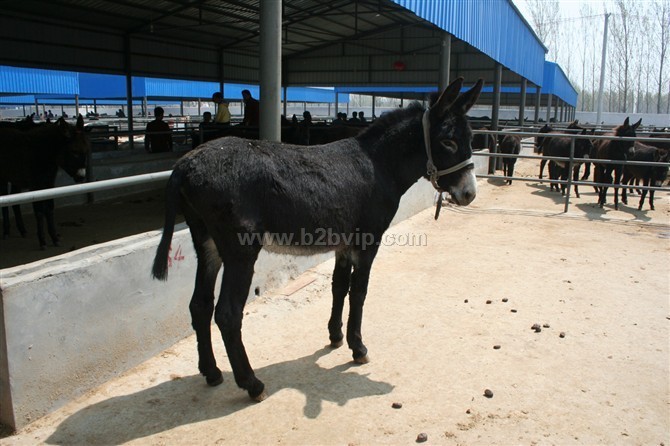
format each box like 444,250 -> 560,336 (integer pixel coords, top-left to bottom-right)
440,140 -> 458,154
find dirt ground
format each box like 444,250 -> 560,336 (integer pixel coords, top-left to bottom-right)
1,156 -> 669,445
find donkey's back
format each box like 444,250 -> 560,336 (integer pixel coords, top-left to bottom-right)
174,136 -> 382,231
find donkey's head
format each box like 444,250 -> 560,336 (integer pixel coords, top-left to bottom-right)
613,117 -> 642,159
57,115 -> 89,183
425,77 -> 483,205
576,128 -> 595,159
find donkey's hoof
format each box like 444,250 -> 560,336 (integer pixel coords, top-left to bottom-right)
205,370 -> 223,387
249,382 -> 267,402
353,354 -> 370,364
330,340 -> 343,348
252,389 -> 268,402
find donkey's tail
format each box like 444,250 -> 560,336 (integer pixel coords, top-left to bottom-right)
152,170 -> 182,281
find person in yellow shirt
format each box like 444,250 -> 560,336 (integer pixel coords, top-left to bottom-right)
212,92 -> 231,125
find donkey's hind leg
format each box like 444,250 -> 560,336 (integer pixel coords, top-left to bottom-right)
13,204 -> 27,237
2,206 -> 9,239
43,199 -> 60,246
346,245 -> 380,364
33,201 -> 48,249
214,241 -> 265,401
328,250 -> 353,348
188,218 -> 224,386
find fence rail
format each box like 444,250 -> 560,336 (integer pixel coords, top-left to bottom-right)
1,129 -> 669,214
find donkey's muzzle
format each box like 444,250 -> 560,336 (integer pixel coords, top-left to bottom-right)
447,169 -> 477,206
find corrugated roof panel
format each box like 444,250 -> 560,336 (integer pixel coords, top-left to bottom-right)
392,0 -> 546,86
0,66 -> 78,95
543,62 -> 577,106
80,73 -> 128,99
144,77 -> 218,99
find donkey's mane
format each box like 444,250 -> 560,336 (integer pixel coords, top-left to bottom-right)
356,102 -> 424,143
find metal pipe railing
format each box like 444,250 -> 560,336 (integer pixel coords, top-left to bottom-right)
0,171 -> 171,207
472,128 -> 670,212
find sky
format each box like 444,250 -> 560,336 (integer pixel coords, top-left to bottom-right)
513,0 -> 612,22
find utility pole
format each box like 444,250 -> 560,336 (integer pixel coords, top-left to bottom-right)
596,13 -> 610,129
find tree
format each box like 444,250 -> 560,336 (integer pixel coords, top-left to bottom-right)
526,0 -> 561,61
608,0 -> 635,113
651,0 -> 669,113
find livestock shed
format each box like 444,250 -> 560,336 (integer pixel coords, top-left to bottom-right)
335,60 -> 580,124
0,0 -> 556,136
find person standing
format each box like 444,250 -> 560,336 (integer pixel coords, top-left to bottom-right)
145,106 -> 173,153
211,92 -> 231,125
241,89 -> 260,127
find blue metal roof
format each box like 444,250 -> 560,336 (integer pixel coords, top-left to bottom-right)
0,66 -> 345,104
0,65 -> 78,95
393,0 -> 546,86
543,62 -> 578,106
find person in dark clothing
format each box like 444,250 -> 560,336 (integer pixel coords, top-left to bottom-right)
145,106 -> 173,153
241,89 -> 260,127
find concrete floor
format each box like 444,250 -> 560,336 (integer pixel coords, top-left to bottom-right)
2,158 -> 668,444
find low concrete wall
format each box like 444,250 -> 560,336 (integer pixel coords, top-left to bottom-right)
4,161 -> 493,430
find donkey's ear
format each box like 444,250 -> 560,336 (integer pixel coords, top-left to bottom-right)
632,118 -> 642,130
76,114 -> 85,131
623,117 -> 630,127
449,79 -> 484,115
431,77 -> 464,116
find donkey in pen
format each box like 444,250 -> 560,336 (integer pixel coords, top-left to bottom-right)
0,116 -> 89,248
621,142 -> 669,210
152,77 -> 483,401
0,117 -> 37,238
592,117 -> 641,210
541,128 -> 595,197
498,134 -> 521,184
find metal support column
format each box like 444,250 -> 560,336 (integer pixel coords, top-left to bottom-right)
519,79 -> 527,127
489,63 -> 502,174
259,0 -> 282,141
533,85 -> 542,124
438,33 -> 451,92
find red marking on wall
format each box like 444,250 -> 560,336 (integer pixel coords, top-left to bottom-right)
167,244 -> 186,268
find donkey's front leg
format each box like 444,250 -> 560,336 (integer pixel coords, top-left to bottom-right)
328,251 -> 352,348
613,167 -> 622,210
572,165 -> 581,198
347,246 -> 380,364
214,248 -> 265,401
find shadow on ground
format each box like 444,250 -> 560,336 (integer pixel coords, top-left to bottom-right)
45,347 -> 393,445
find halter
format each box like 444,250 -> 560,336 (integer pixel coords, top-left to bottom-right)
422,109 -> 473,191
